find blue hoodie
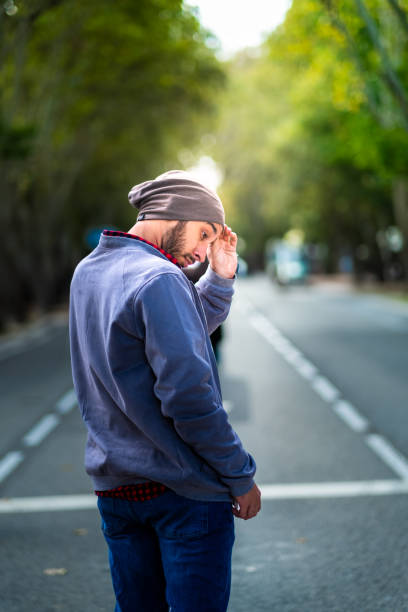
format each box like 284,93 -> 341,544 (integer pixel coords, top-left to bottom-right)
69,232 -> 256,502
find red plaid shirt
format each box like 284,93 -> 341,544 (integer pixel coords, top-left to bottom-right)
95,482 -> 168,502
102,230 -> 181,267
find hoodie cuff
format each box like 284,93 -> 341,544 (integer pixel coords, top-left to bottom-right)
205,266 -> 236,287
228,477 -> 255,498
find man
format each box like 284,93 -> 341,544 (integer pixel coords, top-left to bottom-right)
69,170 -> 261,612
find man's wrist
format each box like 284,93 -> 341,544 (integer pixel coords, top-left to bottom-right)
208,266 -> 236,281
209,259 -> 238,280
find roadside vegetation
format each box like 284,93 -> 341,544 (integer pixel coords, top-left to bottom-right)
2,0 -> 408,330
1,0 -> 224,329
215,0 -> 408,280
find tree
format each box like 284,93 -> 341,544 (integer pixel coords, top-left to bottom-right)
213,0 -> 408,278
0,0 -> 225,327
319,0 -> 408,273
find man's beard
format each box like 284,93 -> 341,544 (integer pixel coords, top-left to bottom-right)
160,221 -> 189,265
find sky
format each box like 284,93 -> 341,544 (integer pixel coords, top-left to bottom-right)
185,1 -> 292,188
187,0 -> 292,58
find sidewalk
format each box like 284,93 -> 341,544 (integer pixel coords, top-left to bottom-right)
309,274 -> 408,305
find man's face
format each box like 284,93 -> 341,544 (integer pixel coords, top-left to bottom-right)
161,220 -> 223,267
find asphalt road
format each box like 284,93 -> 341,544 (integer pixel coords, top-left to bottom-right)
1,274 -> 407,611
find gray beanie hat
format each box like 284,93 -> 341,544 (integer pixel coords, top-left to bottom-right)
128,170 -> 225,226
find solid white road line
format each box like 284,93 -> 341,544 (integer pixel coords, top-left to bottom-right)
23,414 -> 60,447
333,399 -> 370,433
260,480 -> 408,499
366,434 -> 408,481
0,451 -> 24,483
2,481 -> 408,513
56,388 -> 77,414
0,494 -> 97,513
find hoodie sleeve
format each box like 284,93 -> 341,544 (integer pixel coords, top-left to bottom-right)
134,272 -> 255,498
194,266 -> 236,335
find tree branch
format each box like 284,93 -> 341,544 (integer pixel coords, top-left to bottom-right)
320,0 -> 383,123
386,0 -> 408,37
354,0 -> 408,129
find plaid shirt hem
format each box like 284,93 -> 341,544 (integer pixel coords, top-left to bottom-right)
95,482 -> 168,502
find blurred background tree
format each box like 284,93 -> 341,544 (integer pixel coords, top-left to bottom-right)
213,0 -> 408,277
3,0 -> 408,330
0,0 -> 224,328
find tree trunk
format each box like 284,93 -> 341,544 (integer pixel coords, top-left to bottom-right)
392,177 -> 408,278
354,0 -> 408,130
386,0 -> 408,36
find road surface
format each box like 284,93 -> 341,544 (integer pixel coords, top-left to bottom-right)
1,274 -> 407,611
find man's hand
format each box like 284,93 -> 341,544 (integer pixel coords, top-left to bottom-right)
207,225 -> 238,279
232,483 -> 261,520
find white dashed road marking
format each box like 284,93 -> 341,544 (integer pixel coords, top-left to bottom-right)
366,434 -> 408,481
223,400 -> 233,414
56,388 -> 77,415
312,376 -> 341,403
333,399 -> 370,434
293,358 -> 318,380
2,295 -> 408,512
23,414 -> 61,447
245,299 -> 408,483
0,451 -> 24,484
0,389 -> 77,485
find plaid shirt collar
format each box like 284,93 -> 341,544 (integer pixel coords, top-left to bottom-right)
102,229 -> 181,268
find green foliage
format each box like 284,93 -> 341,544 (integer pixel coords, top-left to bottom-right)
0,0 -> 225,327
214,0 -> 408,276
0,117 -> 35,158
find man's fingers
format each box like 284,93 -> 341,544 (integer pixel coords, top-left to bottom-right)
222,227 -> 237,242
233,508 -> 248,520
232,483 -> 262,520
232,502 -> 260,520
229,231 -> 237,247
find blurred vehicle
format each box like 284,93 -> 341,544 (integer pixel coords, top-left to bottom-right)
265,240 -> 308,285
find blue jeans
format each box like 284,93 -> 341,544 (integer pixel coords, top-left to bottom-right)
97,490 -> 235,612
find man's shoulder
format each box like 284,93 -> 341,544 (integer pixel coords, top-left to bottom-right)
136,265 -> 190,295
123,252 -> 190,301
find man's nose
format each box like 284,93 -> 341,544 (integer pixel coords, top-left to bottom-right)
193,245 -> 207,262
